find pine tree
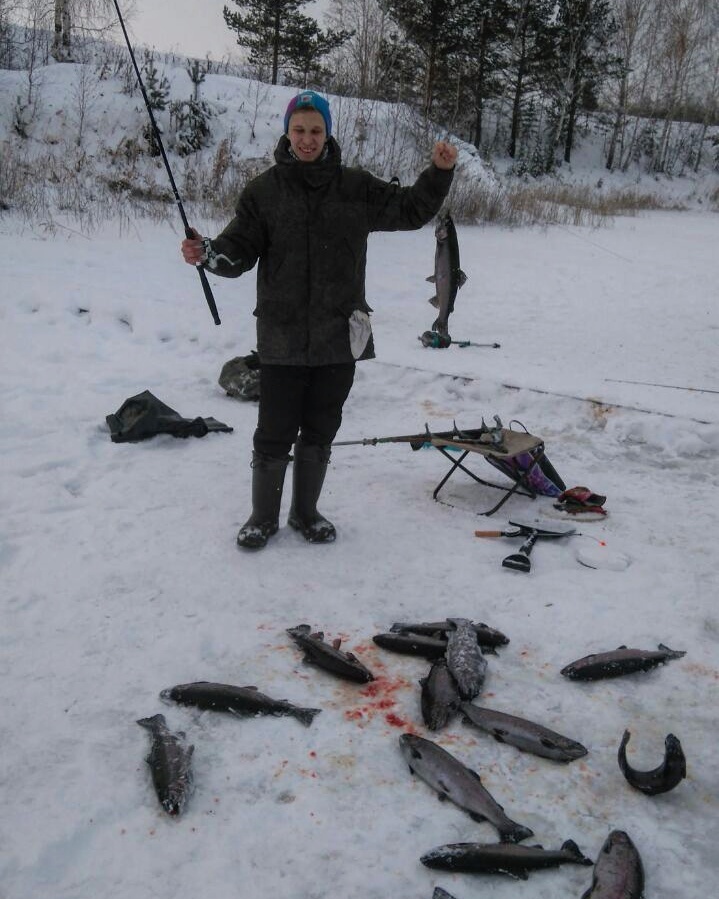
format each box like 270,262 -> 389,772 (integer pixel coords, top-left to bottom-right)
283,14 -> 353,87
382,0 -> 466,117
547,0 -> 620,165
223,0 -> 348,85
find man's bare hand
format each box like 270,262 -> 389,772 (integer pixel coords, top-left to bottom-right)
181,227 -> 206,265
432,141 -> 457,171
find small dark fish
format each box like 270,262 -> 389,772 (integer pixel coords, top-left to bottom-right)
137,713 -> 194,817
373,632 -> 447,659
390,619 -> 509,650
446,617 -> 487,700
618,729 -> 686,795
399,733 -> 533,843
287,624 -> 374,683
581,830 -> 644,899
160,681 -> 321,727
460,702 -> 588,762
421,839 -> 593,879
561,643 -> 686,681
426,213 -> 467,338
421,658 -> 461,731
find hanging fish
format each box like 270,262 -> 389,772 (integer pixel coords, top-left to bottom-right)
425,213 -> 467,340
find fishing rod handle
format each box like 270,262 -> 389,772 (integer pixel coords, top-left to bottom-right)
474,530 -> 504,538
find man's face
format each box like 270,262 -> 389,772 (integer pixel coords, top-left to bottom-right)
287,109 -> 327,162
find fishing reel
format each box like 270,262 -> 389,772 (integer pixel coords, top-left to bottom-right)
419,330 -> 452,349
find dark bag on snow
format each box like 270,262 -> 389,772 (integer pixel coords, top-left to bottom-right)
106,390 -> 233,443
218,351 -> 261,401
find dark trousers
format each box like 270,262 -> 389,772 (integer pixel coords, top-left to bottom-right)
254,363 -> 356,459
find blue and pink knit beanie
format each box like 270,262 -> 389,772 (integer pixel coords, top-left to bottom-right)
284,91 -> 332,136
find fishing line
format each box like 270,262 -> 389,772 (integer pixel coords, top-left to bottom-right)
554,221 -> 635,263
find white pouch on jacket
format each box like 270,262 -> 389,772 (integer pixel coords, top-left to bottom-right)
349,309 -> 372,360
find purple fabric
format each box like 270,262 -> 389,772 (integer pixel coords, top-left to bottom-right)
486,449 -> 564,497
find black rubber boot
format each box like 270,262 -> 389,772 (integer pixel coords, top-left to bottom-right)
236,452 -> 289,549
288,442 -> 336,543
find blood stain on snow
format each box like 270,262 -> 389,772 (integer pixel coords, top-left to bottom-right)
343,675 -> 413,726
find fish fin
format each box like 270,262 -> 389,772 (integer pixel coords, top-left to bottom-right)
331,638 -> 342,650
428,295 -> 439,308
493,729 -> 508,744
311,631 -> 325,641
516,870 -> 529,881
617,644 -> 627,649
426,275 -> 436,284
457,270 -> 468,288
245,685 -> 259,691
468,811 -> 487,823
540,737 -> 559,750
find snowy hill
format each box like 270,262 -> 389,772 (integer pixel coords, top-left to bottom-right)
1,49 -> 717,231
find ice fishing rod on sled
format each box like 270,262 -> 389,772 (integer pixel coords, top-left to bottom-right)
112,0 -> 221,326
332,418 -> 508,452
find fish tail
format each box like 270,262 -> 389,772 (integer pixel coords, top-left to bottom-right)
561,839 -> 593,865
295,707 -> 322,727
287,624 -> 312,638
137,713 -> 166,732
502,822 -> 534,843
657,643 -> 686,659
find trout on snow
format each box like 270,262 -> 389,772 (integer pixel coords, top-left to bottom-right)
581,830 -> 644,899
420,657 -> 461,731
460,702 -> 588,762
160,681 -> 321,727
137,713 -> 194,816
399,733 -> 533,843
421,839 -> 593,879
390,619 -> 509,650
373,631 -> 448,659
426,213 -> 467,338
561,643 -> 685,680
618,729 -> 686,795
287,624 -> 374,683
445,617 -> 487,700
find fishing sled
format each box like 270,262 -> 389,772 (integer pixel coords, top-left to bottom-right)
334,420 -> 565,517
429,424 -> 565,516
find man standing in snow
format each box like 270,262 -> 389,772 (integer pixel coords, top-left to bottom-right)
182,90 -> 457,549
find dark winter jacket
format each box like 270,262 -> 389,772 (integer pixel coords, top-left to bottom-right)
205,135 -> 454,365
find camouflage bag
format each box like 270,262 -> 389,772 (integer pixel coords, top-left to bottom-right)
218,351 -> 261,401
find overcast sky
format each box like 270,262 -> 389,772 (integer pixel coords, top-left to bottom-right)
128,0 -> 327,61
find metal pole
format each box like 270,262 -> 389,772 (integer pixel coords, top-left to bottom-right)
111,0 -> 221,326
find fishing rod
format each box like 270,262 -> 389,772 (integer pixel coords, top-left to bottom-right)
111,0 -> 221,326
605,378 -> 719,395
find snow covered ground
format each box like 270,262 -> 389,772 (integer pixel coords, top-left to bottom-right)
1,208 -> 718,899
